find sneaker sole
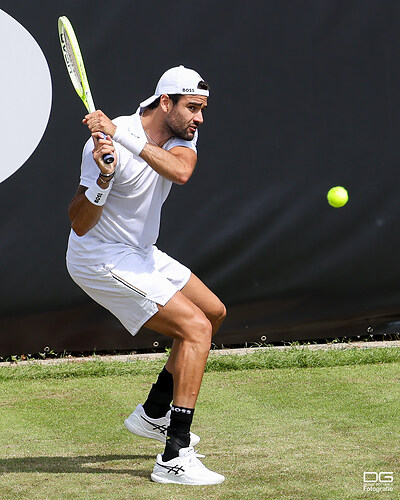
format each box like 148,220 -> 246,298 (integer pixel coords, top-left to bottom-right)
150,472 -> 225,485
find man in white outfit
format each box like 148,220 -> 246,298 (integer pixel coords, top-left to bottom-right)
66,65 -> 226,485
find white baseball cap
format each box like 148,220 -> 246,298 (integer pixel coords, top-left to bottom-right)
140,65 -> 209,108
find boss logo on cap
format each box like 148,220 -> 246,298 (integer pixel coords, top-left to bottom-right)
182,88 -> 195,93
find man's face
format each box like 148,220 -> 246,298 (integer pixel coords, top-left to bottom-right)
164,95 -> 208,141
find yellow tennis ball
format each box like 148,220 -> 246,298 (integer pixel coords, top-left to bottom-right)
327,186 -> 348,207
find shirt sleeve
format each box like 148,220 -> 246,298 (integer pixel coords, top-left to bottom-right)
163,129 -> 198,153
79,137 -> 101,187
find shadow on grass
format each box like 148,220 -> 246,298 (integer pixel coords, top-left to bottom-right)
0,454 -> 154,478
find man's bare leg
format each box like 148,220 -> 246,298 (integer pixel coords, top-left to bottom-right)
164,273 -> 226,386
144,289 -> 212,408
142,290 -> 213,460
143,273 -> 226,413
180,273 -> 226,336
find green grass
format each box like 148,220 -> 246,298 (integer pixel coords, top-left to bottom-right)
0,348 -> 399,499
1,344 -> 400,381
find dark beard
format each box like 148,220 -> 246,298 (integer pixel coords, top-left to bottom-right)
174,128 -> 193,141
164,118 -> 193,141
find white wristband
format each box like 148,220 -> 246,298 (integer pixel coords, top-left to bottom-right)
113,124 -> 147,156
85,179 -> 113,206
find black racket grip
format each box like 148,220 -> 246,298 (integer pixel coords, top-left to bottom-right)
101,132 -> 115,164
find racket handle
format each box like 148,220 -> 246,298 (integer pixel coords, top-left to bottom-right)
100,132 -> 115,164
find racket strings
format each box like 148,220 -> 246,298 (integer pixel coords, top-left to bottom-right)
58,17 -> 96,113
61,29 -> 84,94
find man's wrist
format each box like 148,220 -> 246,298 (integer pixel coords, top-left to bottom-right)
113,124 -> 147,156
98,176 -> 112,186
85,178 -> 113,206
99,170 -> 115,178
98,170 -> 115,185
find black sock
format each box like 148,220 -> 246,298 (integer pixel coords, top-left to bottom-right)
163,405 -> 194,462
142,366 -> 173,418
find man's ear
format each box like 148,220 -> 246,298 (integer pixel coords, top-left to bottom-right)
159,94 -> 171,112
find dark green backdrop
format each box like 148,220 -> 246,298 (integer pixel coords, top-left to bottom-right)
1,0 -> 400,355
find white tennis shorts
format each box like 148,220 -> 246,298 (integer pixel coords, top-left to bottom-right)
67,245 -> 191,335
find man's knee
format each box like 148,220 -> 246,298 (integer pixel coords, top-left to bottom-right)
218,302 -> 227,325
209,300 -> 227,335
182,310 -> 213,349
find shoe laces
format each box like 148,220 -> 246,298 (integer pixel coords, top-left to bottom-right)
185,449 -> 206,468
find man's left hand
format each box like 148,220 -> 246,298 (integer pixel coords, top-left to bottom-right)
83,110 -> 116,137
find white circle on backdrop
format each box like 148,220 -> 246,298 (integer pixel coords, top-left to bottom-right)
0,9 -> 52,184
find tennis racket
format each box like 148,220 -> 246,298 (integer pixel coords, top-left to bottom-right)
58,16 -> 114,164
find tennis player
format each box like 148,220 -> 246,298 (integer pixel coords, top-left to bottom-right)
66,65 -> 226,485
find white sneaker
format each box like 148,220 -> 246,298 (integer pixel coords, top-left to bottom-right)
151,446 -> 225,485
124,405 -> 200,446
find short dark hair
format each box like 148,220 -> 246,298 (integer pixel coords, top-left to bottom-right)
145,80 -> 210,110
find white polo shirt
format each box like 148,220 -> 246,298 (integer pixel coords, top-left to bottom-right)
66,108 -> 197,266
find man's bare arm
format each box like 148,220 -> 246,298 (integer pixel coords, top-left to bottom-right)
68,132 -> 117,237
68,185 -> 104,236
140,144 -> 197,185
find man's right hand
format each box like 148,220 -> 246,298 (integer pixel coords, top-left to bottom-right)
92,132 -> 117,174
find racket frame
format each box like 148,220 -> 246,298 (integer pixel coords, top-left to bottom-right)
58,16 -> 114,164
